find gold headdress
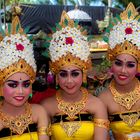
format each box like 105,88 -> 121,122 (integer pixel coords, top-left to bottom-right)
45,11 -> 92,83
103,2 -> 140,72
0,16 -> 36,86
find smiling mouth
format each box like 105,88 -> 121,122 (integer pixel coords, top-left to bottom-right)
14,96 -> 25,101
118,75 -> 128,80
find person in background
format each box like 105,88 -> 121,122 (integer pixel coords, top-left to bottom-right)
99,2 -> 140,140
41,11 -> 110,140
0,16 -> 50,140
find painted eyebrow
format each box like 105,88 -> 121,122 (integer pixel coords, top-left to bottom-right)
5,80 -> 30,83
115,59 -> 136,64
59,69 -> 81,72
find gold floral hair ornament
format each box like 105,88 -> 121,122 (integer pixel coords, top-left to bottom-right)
103,2 -> 140,72
44,11 -> 92,83
0,16 -> 36,86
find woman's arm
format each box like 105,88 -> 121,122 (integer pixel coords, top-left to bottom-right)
33,104 -> 50,140
89,96 -> 110,140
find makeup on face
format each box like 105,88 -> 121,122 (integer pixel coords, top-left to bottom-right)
58,69 -> 82,78
5,80 -> 31,89
114,59 -> 137,68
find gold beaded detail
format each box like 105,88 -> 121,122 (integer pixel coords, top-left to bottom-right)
94,118 -> 110,130
109,79 -> 140,110
0,103 -> 32,135
56,87 -> 88,120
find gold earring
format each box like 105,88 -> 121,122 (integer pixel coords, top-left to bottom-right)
0,85 -> 3,97
82,70 -> 87,87
55,75 -> 59,90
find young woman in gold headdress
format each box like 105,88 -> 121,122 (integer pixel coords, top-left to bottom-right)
99,2 -> 140,140
41,11 -> 110,140
0,16 -> 50,140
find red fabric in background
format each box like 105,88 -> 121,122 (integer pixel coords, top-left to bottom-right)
30,88 -> 56,104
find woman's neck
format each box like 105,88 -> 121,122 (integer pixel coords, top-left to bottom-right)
114,78 -> 138,93
59,89 -> 83,102
1,101 -> 26,116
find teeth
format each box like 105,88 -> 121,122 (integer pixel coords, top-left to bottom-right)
119,75 -> 127,79
14,96 -> 24,100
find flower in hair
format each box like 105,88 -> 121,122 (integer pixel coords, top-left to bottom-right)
125,27 -> 133,34
65,37 -> 74,45
16,43 -> 24,51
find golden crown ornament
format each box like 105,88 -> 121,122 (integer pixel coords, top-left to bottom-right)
103,2 -> 140,72
44,11 -> 92,77
0,16 -> 36,89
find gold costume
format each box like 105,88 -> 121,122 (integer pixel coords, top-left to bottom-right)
0,13 -> 38,139
46,8 -> 109,139
109,110 -> 140,140
51,113 -> 94,140
103,2 -> 140,140
0,123 -> 38,140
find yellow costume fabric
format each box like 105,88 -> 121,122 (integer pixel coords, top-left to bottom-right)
0,132 -> 38,140
0,123 -> 38,140
109,111 -> 140,140
51,113 -> 94,140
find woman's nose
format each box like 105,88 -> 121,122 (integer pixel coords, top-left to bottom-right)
121,65 -> 127,73
17,86 -> 23,95
67,74 -> 73,82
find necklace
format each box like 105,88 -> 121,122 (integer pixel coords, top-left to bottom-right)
0,102 -> 32,135
109,79 -> 140,110
56,87 -> 88,120
56,87 -> 88,136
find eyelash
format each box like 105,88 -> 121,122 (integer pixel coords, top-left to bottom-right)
59,72 -> 80,78
7,82 -> 31,88
114,61 -> 136,68
114,61 -> 122,66
8,83 -> 17,88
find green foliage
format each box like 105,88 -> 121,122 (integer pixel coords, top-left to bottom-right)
95,55 -> 111,74
5,0 -> 50,5
68,0 -> 76,5
116,14 -> 122,22
8,23 -> 11,34
56,23 -> 62,30
24,26 -> 30,34
51,27 -> 57,32
114,0 -> 140,8
42,51 -> 49,58
87,35 -> 93,42
74,20 -> 79,28
103,36 -> 109,43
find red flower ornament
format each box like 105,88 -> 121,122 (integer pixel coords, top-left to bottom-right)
16,43 -> 24,51
65,37 -> 74,45
125,27 -> 133,34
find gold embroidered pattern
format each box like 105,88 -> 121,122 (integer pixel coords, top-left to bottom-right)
56,87 -> 88,136
120,112 -> 140,127
38,124 -> 52,136
60,121 -> 81,137
0,103 -> 32,135
109,79 -> 140,110
38,126 -> 47,135
56,87 -> 88,120
94,118 -> 110,130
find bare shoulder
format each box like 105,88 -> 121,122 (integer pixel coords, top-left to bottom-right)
40,95 -> 57,117
32,103 -> 46,113
31,103 -> 48,123
41,95 -> 56,106
88,94 -> 106,109
31,104 -> 47,118
99,88 -> 110,98
98,89 -> 112,106
87,94 -> 108,118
